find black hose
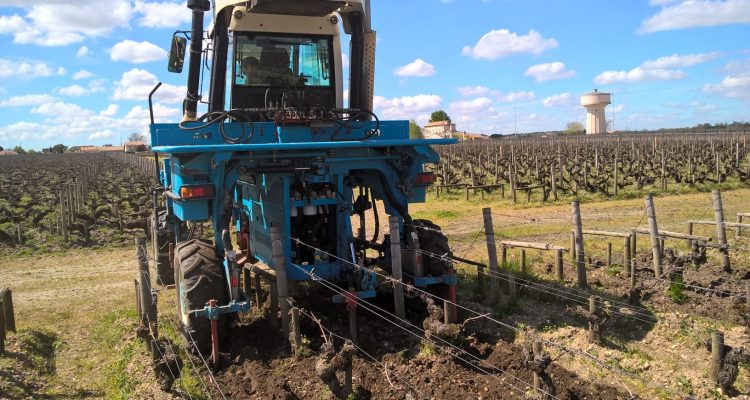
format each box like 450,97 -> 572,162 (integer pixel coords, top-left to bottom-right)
178,109 -> 255,144
374,170 -> 412,225
331,110 -> 380,141
371,193 -> 380,243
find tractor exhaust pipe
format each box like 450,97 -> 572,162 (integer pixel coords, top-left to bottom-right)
183,0 -> 210,122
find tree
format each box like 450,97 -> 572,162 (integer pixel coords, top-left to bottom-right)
26,149 -> 37,154
564,122 -> 584,135
11,146 -> 26,155
51,144 -> 68,153
429,110 -> 451,123
127,133 -> 147,142
409,120 -> 423,139
0,146 -> 4,151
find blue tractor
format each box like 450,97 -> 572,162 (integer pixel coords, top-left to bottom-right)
149,0 -> 456,354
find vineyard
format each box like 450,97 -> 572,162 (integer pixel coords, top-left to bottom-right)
431,133 -> 750,202
1,134 -> 750,399
0,153 -> 156,255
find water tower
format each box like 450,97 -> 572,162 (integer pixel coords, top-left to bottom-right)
580,89 -> 611,134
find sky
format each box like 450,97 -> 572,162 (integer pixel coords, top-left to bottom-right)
0,0 -> 749,150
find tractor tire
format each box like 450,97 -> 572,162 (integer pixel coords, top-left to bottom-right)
174,238 -> 228,355
151,208 -> 174,286
412,219 -> 453,277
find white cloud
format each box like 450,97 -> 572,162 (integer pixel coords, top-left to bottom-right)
112,68 -> 185,103
100,104 -> 119,117
449,97 -> 494,114
31,101 -> 93,118
723,58 -> 750,73
58,84 -> 88,97
342,53 -> 350,70
457,86 -> 491,97
640,52 -> 722,69
543,92 -> 573,107
0,94 -> 57,107
110,40 -> 167,64
594,67 -> 687,84
393,59 -> 436,77
639,0 -> 750,34
496,91 -> 535,102
133,1 -> 192,28
462,29 -> 558,60
704,71 -> 750,99
0,93 -> 177,144
524,62 -> 576,82
0,0 -> 132,46
72,70 -> 94,80
0,59 -> 65,79
88,130 -> 116,140
76,46 -> 90,59
613,104 -> 625,113
373,94 -> 442,121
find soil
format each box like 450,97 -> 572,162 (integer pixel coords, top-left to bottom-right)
201,286 -> 626,400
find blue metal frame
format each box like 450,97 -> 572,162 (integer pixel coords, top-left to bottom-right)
152,119 -> 455,308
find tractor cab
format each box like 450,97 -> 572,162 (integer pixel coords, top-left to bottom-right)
231,25 -> 343,110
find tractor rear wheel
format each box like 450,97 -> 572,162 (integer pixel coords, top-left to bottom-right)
174,238 -> 228,354
151,208 -> 174,285
412,219 -> 453,276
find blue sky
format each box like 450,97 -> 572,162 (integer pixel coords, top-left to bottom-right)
0,0 -> 749,150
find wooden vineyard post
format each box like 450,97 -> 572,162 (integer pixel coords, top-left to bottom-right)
555,249 -> 564,281
645,194 -> 663,277
613,151 -> 619,196
623,237 -> 631,276
716,152 -> 721,183
520,249 -> 526,273
271,226 -> 290,337
710,331 -> 724,385
588,295 -> 601,344
1,288 -> 15,334
713,190 -> 730,272
606,242 -> 612,268
532,341 -> 545,397
570,232 -> 576,262
572,201 -> 587,288
136,237 -> 156,337
550,165 -> 558,201
389,216 -> 406,320
483,208 -> 501,304
290,306 -> 301,355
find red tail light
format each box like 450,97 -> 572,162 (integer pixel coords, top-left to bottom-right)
415,172 -> 436,185
179,184 -> 215,199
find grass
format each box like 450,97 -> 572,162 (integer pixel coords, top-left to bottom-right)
90,309 -> 140,398
667,275 -> 687,304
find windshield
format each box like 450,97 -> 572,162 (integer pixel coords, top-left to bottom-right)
234,34 -> 332,87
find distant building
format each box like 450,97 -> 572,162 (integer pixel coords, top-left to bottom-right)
423,120 -> 457,139
70,145 -> 125,153
0,149 -> 18,156
455,132 -> 488,141
124,141 -> 149,153
99,146 -> 125,152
